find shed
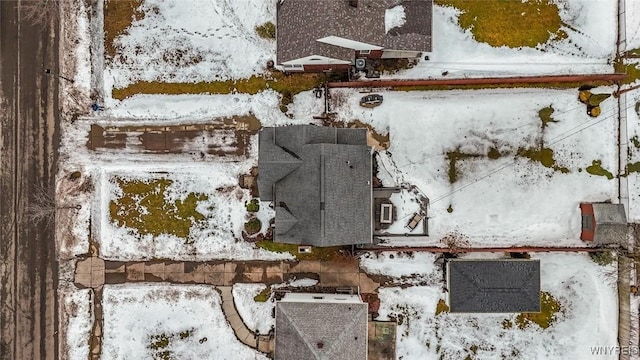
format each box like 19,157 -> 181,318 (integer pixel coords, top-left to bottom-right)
579,203 -> 627,245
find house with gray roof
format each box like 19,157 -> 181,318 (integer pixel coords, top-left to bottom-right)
447,259 -> 541,313
275,293 -> 368,360
258,125 -> 373,247
276,0 -> 433,72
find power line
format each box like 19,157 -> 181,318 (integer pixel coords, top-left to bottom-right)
428,95 -> 635,205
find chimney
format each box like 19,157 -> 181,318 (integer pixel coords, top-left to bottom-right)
349,0 -> 358,7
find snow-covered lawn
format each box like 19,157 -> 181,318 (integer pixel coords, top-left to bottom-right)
376,253 -> 617,360
333,88 -> 618,247
60,287 -> 92,360
102,284 -> 267,360
360,252 -> 441,285
232,283 -> 274,335
96,164 -> 291,261
395,1 -> 615,79
105,0 -> 275,90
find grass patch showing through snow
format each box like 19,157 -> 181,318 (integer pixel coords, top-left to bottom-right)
514,292 -> 561,329
539,106 -> 557,129
517,147 -> 569,173
435,299 -> 450,315
112,71 -> 324,107
104,0 -> 144,59
614,60 -> 640,84
148,329 -> 200,360
436,0 -> 564,48
586,160 -> 614,179
253,287 -> 272,302
109,178 -> 208,240
255,22 -> 276,40
255,240 -> 347,261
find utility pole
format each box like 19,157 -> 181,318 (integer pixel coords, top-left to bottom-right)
44,68 -> 74,83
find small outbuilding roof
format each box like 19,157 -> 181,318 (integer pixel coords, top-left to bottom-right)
580,203 -> 627,245
276,0 -> 433,63
275,294 -> 368,360
258,125 -> 372,247
447,259 -> 541,313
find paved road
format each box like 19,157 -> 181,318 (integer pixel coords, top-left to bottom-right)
0,1 -> 60,359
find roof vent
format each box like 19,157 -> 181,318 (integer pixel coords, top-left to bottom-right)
355,58 -> 366,70
349,0 -> 358,7
317,342 -> 324,349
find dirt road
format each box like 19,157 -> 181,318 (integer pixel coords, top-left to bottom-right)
0,1 -> 60,359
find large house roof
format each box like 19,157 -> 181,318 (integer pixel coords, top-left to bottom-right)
447,260 -> 541,313
276,0 -> 433,63
275,299 -> 368,360
258,126 -> 372,247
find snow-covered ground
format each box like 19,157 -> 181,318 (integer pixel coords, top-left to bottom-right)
101,284 -> 267,360
105,0 -> 275,90
333,88 -> 618,247
625,88 -> 640,221
360,252 -> 441,285
95,164 -> 291,261
103,90 -> 323,124
376,253 -> 618,360
232,283 -> 274,335
625,0 -> 640,51
394,1 -> 616,79
60,287 -> 92,360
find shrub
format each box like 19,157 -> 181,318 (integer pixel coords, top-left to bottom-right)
253,286 -> 271,302
246,199 -> 259,212
588,106 -> 601,117
255,22 -> 276,40
590,251 -> 616,266
244,218 -> 262,234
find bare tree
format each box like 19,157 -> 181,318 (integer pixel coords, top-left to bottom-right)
20,0 -> 61,26
25,184 -> 57,226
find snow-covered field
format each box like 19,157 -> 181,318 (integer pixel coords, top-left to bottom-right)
101,284 -> 267,360
333,88 -> 619,247
105,0 -> 275,90
232,283 -> 274,335
395,1 -> 616,79
95,165 -> 291,261
376,253 -> 618,360
60,287 -> 92,360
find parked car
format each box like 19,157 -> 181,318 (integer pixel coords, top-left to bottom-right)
359,94 -> 383,108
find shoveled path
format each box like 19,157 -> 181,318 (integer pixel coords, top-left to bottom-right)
75,257 -> 381,355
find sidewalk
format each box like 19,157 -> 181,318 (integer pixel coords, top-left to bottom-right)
74,257 -> 381,293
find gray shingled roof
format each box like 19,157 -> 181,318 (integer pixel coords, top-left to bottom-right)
258,125 -> 372,247
275,302 -> 368,360
592,203 -> 627,245
276,0 -> 433,63
447,260 -> 541,313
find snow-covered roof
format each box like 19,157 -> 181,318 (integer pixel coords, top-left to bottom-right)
276,0 -> 432,63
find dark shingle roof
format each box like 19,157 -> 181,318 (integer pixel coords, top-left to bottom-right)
276,0 -> 433,63
258,125 -> 372,247
447,260 -> 541,313
275,301 -> 368,360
